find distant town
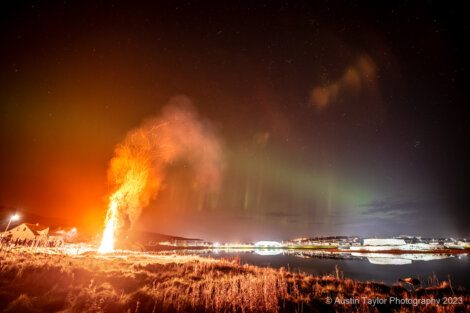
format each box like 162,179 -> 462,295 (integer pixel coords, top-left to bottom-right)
1,217 -> 468,253
150,235 -> 470,252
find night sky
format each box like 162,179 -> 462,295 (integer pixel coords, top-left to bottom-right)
1,1 -> 469,241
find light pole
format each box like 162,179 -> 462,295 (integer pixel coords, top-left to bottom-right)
1,214 -> 20,239
0,214 -> 20,253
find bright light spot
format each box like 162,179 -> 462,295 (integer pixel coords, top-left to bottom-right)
98,199 -> 119,253
11,214 -> 20,222
254,241 -> 283,247
99,219 -> 115,253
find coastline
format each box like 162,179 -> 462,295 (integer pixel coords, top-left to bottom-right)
146,244 -> 470,255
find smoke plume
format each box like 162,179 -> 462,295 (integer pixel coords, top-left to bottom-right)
102,96 -> 224,242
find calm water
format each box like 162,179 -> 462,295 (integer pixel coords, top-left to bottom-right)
182,249 -> 470,289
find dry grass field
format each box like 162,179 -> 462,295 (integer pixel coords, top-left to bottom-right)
0,247 -> 468,313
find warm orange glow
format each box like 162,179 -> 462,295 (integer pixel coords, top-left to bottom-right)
98,152 -> 152,253
98,99 -> 223,253
310,55 -> 377,110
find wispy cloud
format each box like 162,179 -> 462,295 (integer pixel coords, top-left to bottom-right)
310,55 -> 377,110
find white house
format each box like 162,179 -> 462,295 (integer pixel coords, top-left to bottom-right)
254,241 -> 283,248
363,238 -> 406,246
1,223 -> 49,241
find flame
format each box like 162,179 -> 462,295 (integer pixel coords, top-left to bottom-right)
97,97 -> 224,254
98,155 -> 152,253
98,199 -> 118,253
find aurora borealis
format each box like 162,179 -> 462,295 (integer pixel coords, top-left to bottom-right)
1,1 -> 468,241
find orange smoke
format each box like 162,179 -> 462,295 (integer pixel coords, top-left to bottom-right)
99,96 -> 224,253
310,55 -> 377,110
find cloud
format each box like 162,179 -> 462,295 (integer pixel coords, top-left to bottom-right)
310,55 -> 377,110
360,198 -> 449,220
253,131 -> 270,148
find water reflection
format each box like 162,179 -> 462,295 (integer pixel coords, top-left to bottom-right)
254,249 -> 283,256
352,253 -> 454,265
174,249 -> 469,287
184,248 -> 464,265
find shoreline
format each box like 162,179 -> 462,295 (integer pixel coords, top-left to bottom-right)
145,245 -> 470,255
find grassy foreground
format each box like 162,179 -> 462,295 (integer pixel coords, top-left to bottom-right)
0,248 -> 468,313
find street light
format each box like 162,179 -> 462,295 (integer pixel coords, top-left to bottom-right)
11,214 -> 20,222
1,214 -> 20,238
